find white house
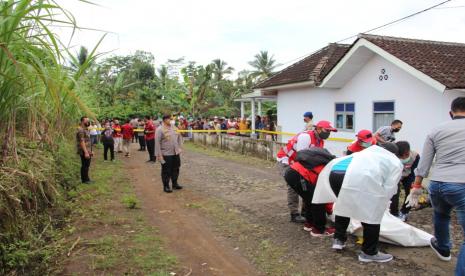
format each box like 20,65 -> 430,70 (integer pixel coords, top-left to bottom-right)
253,34 -> 465,155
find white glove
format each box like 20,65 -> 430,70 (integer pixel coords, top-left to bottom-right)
405,187 -> 423,208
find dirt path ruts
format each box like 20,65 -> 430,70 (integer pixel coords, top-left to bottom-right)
179,143 -> 458,276
123,144 -> 259,276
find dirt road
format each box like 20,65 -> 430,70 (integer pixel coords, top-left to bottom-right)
124,142 -> 459,275
125,146 -> 259,276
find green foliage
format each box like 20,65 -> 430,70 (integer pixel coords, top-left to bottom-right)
0,139 -> 79,275
0,1 -> 100,274
121,195 -> 139,209
81,51 -> 279,119
248,50 -> 279,81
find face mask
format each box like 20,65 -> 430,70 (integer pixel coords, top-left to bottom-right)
318,131 -> 330,140
401,156 -> 411,164
360,141 -> 372,148
84,122 -> 90,127
170,120 -> 175,126
393,128 -> 400,133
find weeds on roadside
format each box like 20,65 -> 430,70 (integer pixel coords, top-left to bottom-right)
60,153 -> 178,275
0,139 -> 79,275
122,195 -> 139,209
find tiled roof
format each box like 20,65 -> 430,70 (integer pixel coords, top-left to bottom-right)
254,43 -> 350,89
360,34 -> 465,89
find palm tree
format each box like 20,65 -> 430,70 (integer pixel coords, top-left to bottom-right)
211,59 -> 234,100
248,50 -> 279,81
211,59 -> 234,84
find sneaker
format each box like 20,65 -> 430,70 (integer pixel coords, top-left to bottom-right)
310,227 -> 335,237
303,222 -> 315,232
332,238 -> 346,250
358,251 -> 393,263
430,237 -> 451,261
290,214 -> 306,224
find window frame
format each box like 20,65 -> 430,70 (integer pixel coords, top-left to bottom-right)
372,100 -> 396,132
334,102 -> 355,132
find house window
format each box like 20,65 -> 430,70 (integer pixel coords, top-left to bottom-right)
335,103 -> 355,131
373,101 -> 395,132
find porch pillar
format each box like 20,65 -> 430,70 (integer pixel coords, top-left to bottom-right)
257,100 -> 262,116
251,98 -> 256,139
240,101 -> 245,119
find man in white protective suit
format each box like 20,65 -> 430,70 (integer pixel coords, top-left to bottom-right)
313,143 -> 403,263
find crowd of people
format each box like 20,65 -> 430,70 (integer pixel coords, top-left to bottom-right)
76,97 -> 465,275
277,97 -> 465,275
76,115 -> 184,193
184,115 -> 277,140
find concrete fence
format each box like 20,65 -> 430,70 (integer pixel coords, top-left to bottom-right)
189,133 -> 351,161
190,133 -> 285,161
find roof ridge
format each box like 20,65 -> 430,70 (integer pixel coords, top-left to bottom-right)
309,44 -> 338,81
253,46 -> 330,88
254,43 -> 350,89
359,33 -> 465,47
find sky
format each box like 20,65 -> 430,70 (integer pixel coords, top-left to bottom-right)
55,0 -> 465,74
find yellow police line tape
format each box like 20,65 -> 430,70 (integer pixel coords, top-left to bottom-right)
92,128 -> 354,143
175,129 -> 354,143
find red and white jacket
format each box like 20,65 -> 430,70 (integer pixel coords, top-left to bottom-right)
277,130 -> 324,165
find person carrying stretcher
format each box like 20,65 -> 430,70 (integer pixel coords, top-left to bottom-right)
284,147 -> 336,237
313,143 -> 403,263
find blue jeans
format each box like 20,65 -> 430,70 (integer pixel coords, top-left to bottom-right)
429,181 -> 465,276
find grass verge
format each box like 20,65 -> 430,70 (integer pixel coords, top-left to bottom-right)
57,154 -> 177,275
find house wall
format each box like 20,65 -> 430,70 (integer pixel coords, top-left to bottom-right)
276,54 -> 465,156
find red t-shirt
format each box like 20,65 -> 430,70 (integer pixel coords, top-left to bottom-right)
112,124 -> 122,138
144,121 -> 155,140
121,123 -> 134,140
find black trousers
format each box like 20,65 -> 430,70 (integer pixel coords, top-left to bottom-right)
330,171 -> 380,256
285,168 -> 326,232
103,142 -> 114,161
79,154 -> 91,183
161,155 -> 181,187
138,136 -> 146,150
389,177 -> 413,216
146,139 -> 155,161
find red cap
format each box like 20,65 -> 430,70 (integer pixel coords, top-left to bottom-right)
356,129 -> 373,143
315,120 -> 337,132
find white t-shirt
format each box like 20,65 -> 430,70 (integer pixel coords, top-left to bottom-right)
89,125 -> 98,135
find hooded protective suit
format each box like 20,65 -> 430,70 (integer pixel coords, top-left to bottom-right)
312,145 -> 403,224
